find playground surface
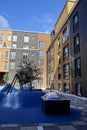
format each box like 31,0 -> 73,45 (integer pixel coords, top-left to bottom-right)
0,86 -> 87,130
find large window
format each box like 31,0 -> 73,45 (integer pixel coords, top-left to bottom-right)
5,51 -> 9,58
73,12 -> 79,32
63,64 -> 69,79
63,45 -> 69,60
38,69 -> 43,76
64,83 -> 70,93
58,67 -> 61,79
22,52 -> 28,59
24,36 -> 29,43
0,43 -> 3,48
12,43 -> 17,49
75,58 -> 81,78
58,83 -> 62,91
62,27 -> 68,43
10,62 -> 15,70
38,50 -> 44,57
38,60 -> 44,66
7,43 -> 11,48
13,35 -> 17,42
29,45 -> 36,49
0,34 -> 4,41
11,52 -> 16,59
8,34 -> 11,41
39,41 -> 44,48
75,83 -> 82,96
4,61 -> 8,69
23,43 -> 29,49
74,34 -> 80,54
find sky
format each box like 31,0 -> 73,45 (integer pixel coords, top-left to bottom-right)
0,0 -> 66,33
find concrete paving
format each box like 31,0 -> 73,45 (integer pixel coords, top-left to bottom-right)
0,92 -> 87,130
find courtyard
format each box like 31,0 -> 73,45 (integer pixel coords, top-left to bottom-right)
0,91 -> 87,130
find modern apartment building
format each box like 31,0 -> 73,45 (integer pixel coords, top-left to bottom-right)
47,0 -> 87,97
0,30 -> 51,89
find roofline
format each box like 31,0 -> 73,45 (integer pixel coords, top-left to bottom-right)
0,29 -> 51,35
47,0 -> 80,52
55,0 -> 78,27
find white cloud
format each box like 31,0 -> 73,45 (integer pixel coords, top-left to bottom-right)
33,13 -> 54,24
33,13 -> 56,32
0,15 -> 10,29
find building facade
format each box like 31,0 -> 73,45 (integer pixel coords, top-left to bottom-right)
0,30 -> 51,89
47,0 -> 87,97
70,0 -> 87,97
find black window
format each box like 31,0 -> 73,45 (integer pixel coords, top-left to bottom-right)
63,44 -> 69,60
62,27 -> 68,43
73,12 -> 79,32
75,58 -> 81,78
58,83 -> 62,91
74,34 -> 80,54
63,64 -> 69,79
64,83 -> 70,93
75,83 -> 82,96
58,67 -> 61,79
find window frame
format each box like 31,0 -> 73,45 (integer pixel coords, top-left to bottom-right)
73,12 -> 79,32
75,57 -> 81,78
74,33 -> 80,54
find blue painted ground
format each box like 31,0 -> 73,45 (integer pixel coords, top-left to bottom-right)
0,89 -> 80,124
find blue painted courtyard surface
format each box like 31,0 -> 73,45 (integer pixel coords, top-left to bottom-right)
0,87 -> 80,124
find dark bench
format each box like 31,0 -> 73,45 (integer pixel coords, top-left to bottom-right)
41,97 -> 70,115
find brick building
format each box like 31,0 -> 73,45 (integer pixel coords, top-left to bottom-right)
0,30 -> 51,89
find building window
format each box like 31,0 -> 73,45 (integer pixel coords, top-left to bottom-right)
63,44 -> 69,60
8,34 -> 11,41
24,36 -> 29,43
63,64 -> 69,79
4,61 -> 8,69
38,50 -> 44,57
58,83 -> 62,91
38,69 -> 43,76
32,52 -> 35,56
74,34 -> 80,54
5,51 -> 9,58
12,43 -> 17,49
22,52 -> 28,59
0,43 -> 3,48
6,43 -> 11,48
62,27 -> 68,43
38,60 -> 44,66
13,35 -> 17,42
58,67 -> 61,79
75,83 -> 82,96
10,62 -> 15,70
75,57 -> 81,78
39,41 -> 44,48
29,45 -> 36,49
64,83 -> 70,93
0,34 -> 4,41
11,52 -> 16,59
38,79 -> 43,85
73,12 -> 79,32
23,43 -> 29,49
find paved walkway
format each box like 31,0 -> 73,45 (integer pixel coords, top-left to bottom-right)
0,93 -> 87,130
